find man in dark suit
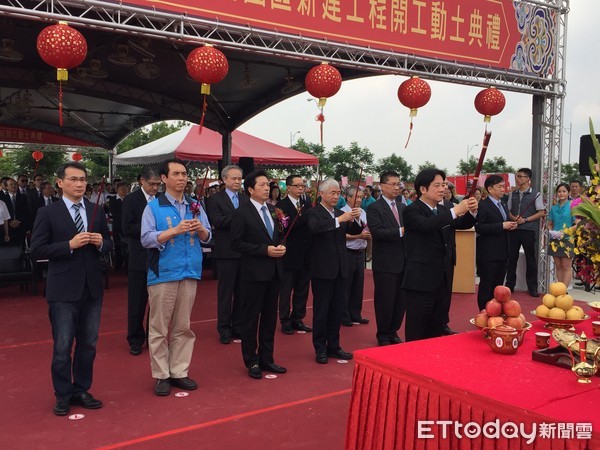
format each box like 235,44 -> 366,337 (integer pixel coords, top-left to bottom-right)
206,164 -> 248,344
401,169 -> 478,341
475,175 -> 517,310
306,179 -> 362,364
27,173 -> 46,223
108,182 -> 130,272
439,190 -> 460,336
276,174 -> 312,335
40,181 -> 59,206
122,166 -> 162,356
4,177 -> 31,246
30,162 -> 112,416
231,170 -> 287,379
366,170 -> 406,346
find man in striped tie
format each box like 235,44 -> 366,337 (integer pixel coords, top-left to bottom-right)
31,162 -> 112,416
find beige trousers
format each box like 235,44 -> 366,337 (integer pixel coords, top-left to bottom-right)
148,279 -> 197,379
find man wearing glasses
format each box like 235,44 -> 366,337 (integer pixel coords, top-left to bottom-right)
506,168 -> 545,297
122,165 -> 162,356
276,174 -> 313,335
31,162 -> 112,416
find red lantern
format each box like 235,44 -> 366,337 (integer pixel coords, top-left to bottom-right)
37,21 -> 88,127
32,151 -> 44,162
474,87 -> 506,123
397,76 -> 431,148
305,62 -> 342,108
72,152 -> 83,161
186,44 -> 229,133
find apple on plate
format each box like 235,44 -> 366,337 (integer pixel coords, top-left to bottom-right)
503,299 -> 522,317
493,285 -> 512,303
485,299 -> 502,317
487,316 -> 505,328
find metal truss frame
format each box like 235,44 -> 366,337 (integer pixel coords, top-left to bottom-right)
0,0 -> 569,289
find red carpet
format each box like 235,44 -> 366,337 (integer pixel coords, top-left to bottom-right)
0,271 -> 552,449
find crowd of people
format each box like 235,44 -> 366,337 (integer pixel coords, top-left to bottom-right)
1,161 -> 586,416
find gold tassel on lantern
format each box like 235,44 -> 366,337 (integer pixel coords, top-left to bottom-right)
318,97 -> 327,108
201,84 -> 211,95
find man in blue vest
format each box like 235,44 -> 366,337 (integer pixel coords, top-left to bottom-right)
141,159 -> 211,396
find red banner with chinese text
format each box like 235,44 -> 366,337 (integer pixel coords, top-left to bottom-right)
0,127 -> 100,147
118,0 -> 555,76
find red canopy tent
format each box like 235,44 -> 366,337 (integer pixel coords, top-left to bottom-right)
113,125 -> 318,167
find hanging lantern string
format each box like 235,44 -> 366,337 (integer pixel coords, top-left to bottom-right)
467,131 -> 492,198
352,166 -> 364,208
404,117 -> 414,149
89,176 -> 106,232
316,107 -> 325,147
58,80 -> 64,127
198,93 -> 208,134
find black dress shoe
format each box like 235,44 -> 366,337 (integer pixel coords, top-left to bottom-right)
259,362 -> 287,374
292,321 -> 312,332
170,377 -> 198,390
54,397 -> 70,416
441,327 -> 458,336
529,291 -> 540,297
377,341 -> 391,346
315,353 -> 328,364
390,336 -> 404,344
219,333 -> 232,344
248,364 -> 262,379
354,318 -> 370,325
281,324 -> 295,335
129,346 -> 142,356
70,392 -> 102,409
327,349 -> 353,360
154,378 -> 171,396
341,320 -> 353,327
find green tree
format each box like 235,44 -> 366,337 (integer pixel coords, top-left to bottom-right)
482,156 -> 515,174
0,149 -> 66,179
374,153 -> 413,182
456,156 -> 478,175
417,161 -> 445,173
288,137 -> 326,180
560,163 -> 581,184
324,142 -> 375,180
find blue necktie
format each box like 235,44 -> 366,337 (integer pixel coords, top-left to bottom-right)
432,208 -> 438,215
232,194 -> 239,209
72,203 -> 85,233
497,201 -> 507,221
261,205 -> 274,239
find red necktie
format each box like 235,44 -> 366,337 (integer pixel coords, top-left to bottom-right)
391,201 -> 400,225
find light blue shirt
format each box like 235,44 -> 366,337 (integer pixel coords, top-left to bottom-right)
141,192 -> 211,250
62,196 -> 88,231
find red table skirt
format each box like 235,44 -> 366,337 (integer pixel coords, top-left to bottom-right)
346,321 -> 600,450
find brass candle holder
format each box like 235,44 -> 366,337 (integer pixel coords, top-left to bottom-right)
566,332 -> 600,384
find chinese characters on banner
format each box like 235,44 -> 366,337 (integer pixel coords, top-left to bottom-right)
120,0 -> 554,75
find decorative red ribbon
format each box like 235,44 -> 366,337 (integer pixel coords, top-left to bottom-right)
467,131 -> 492,198
198,95 -> 208,134
316,112 -> 325,147
404,119 -> 413,149
89,176 -> 105,232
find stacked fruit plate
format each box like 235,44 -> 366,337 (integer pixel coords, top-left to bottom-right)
470,286 -> 532,346
531,282 -> 589,329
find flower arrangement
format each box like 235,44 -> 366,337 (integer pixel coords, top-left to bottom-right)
271,207 -> 289,232
562,119 -> 600,291
189,201 -> 202,218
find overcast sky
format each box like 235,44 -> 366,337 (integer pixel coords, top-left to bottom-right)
239,0 -> 598,177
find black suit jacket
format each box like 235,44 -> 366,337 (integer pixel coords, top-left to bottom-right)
401,200 -> 477,292
27,188 -> 45,222
206,189 -> 249,259
276,196 -> 311,271
122,189 -> 151,272
366,197 -> 405,274
475,197 -> 511,261
306,204 -> 363,280
5,192 -> 31,237
109,197 -> 124,233
30,198 -> 112,302
231,201 -> 283,282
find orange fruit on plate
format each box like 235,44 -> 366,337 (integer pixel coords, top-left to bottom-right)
548,307 -> 566,320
